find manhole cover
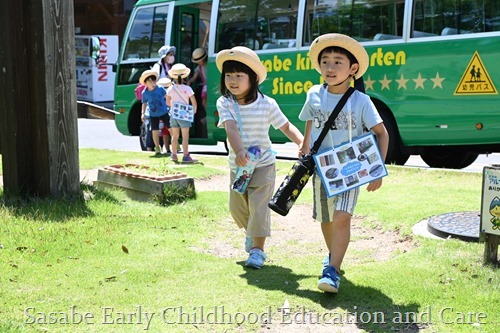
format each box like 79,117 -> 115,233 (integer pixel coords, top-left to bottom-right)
427,211 -> 480,242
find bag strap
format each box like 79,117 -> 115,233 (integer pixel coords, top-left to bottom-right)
310,86 -> 355,155
172,85 -> 189,104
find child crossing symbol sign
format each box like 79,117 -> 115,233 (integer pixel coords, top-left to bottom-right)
454,51 -> 497,95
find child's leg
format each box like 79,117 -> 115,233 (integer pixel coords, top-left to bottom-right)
321,211 -> 352,271
152,130 -> 160,148
180,127 -> 190,155
170,128 -> 180,155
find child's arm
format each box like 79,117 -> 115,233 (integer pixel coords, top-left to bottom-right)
187,71 -> 199,86
223,120 -> 248,167
299,120 -> 313,156
366,122 -> 389,192
189,94 -> 197,114
141,102 -> 147,122
279,121 -> 304,157
166,94 -> 172,107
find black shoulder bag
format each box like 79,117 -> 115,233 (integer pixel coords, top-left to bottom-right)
268,87 -> 355,216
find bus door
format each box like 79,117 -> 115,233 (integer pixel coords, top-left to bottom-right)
172,5 -> 210,140
173,6 -> 200,69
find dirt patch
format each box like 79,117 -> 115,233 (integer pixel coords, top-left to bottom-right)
194,174 -> 417,263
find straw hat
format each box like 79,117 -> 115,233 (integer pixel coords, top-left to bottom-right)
139,69 -> 158,85
309,33 -> 369,79
192,48 -> 207,63
158,45 -> 176,59
157,77 -> 172,88
167,63 -> 191,79
216,46 -> 267,84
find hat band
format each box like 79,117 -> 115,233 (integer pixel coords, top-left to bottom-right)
193,54 -> 207,62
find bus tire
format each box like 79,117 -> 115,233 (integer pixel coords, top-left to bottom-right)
378,109 -> 409,165
421,148 -> 478,169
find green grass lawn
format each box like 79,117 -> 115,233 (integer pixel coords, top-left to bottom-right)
0,149 -> 498,332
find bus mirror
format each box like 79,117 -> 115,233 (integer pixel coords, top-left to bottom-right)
91,36 -> 101,62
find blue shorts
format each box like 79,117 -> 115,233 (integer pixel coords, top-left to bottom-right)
170,118 -> 192,128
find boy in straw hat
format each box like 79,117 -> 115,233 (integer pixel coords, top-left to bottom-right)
215,46 -> 304,269
139,69 -> 171,155
298,34 -> 389,293
166,63 -> 197,163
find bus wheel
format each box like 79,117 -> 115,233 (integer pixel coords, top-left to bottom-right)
421,148 -> 478,169
380,111 -> 409,165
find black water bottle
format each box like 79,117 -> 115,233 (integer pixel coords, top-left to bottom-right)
268,153 -> 315,216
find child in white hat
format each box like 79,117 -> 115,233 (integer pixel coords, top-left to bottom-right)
216,46 -> 304,269
298,33 -> 389,293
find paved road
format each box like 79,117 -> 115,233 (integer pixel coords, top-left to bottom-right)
78,119 -> 500,173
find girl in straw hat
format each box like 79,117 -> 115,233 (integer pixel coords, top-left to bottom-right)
216,46 -> 304,269
139,69 -> 171,156
298,33 -> 389,293
166,63 -> 197,163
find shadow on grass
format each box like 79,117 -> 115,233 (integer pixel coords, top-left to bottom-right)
240,263 -> 423,332
0,184 -> 120,222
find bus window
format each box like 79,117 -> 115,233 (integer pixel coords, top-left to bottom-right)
303,0 -> 405,45
215,0 -> 300,52
413,0 -> 500,37
123,5 -> 169,60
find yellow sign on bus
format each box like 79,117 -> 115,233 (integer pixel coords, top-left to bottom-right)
454,51 -> 497,95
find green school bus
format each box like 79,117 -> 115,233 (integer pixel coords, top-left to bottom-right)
113,0 -> 500,169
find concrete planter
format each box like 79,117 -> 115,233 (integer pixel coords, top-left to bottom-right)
94,164 -> 194,202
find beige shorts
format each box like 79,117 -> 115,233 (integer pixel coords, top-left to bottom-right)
312,173 -> 359,222
229,164 -> 275,237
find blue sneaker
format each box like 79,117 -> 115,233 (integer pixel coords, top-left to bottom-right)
245,248 -> 266,269
245,235 -> 253,253
318,266 -> 340,293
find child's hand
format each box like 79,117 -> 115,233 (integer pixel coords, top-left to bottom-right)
366,178 -> 382,192
298,143 -> 310,157
235,150 -> 249,167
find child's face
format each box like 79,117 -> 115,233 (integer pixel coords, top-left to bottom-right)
145,77 -> 157,89
224,72 -> 251,100
319,51 -> 358,88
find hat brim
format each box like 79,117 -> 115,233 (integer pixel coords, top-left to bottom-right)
167,68 -> 191,79
139,70 -> 159,85
216,47 -> 267,84
160,46 -> 176,59
157,78 -> 172,87
309,33 -> 369,80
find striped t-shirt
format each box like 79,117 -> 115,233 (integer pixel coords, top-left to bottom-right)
217,94 -> 288,171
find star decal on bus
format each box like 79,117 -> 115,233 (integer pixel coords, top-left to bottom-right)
379,75 -> 392,90
395,74 -> 409,90
413,73 -> 427,89
364,76 -> 375,91
430,73 -> 445,89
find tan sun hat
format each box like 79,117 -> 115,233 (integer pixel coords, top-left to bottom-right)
191,48 -> 207,63
216,46 -> 267,84
309,33 -> 369,80
167,63 -> 191,79
139,69 -> 158,85
157,77 -> 172,88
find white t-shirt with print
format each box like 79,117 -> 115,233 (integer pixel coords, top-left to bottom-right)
299,85 -> 382,153
217,94 -> 288,171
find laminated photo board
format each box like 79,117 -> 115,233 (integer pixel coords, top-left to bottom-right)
313,133 -> 388,197
170,102 -> 194,122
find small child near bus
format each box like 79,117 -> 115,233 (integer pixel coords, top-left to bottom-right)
139,70 -> 170,156
298,33 -> 389,293
166,63 -> 197,163
215,46 -> 303,269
